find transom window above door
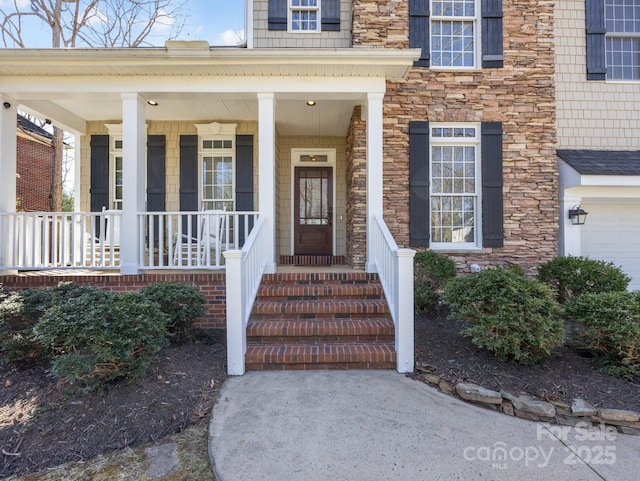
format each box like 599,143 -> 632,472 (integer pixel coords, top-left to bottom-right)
290,0 -> 320,32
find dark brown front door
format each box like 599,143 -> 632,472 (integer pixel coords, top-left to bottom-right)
294,166 -> 333,255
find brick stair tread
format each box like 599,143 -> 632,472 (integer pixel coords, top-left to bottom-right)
246,318 -> 394,337
253,299 -> 389,315
257,283 -> 384,300
245,342 -> 396,365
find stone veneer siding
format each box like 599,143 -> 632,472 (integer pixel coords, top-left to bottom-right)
346,107 -> 367,269
353,0 -> 559,273
2,273 -> 227,329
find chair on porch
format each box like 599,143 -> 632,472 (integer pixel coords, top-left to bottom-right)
84,207 -> 121,267
172,210 -> 226,267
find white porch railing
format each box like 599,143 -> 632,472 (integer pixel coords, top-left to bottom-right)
223,215 -> 268,376
0,211 -> 258,271
0,211 -> 121,270
139,211 -> 259,269
369,214 -> 416,373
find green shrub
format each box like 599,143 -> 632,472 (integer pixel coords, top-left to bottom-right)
565,291 -> 640,378
442,267 -> 564,364
34,290 -> 169,389
0,287 -> 53,363
138,282 -> 205,342
414,250 -> 457,316
537,256 -> 630,304
0,283 -> 109,364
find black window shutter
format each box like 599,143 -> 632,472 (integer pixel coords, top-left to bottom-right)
179,135 -> 199,212
585,0 -> 607,80
268,0 -> 287,31
409,0 -> 430,67
147,135 -> 166,246
147,135 -> 166,212
409,121 -> 430,247
236,135 -> 254,245
481,122 -> 504,248
481,0 -> 504,68
322,0 -> 340,31
90,135 -> 110,213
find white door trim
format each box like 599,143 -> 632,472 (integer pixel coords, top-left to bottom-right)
290,148 -> 337,256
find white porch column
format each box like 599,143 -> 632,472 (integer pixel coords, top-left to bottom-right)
258,92 -> 277,274
560,196 -> 583,257
366,92 -> 384,273
120,93 -> 146,275
72,132 -> 82,212
0,96 -> 18,274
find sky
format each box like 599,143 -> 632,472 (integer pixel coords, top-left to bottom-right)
0,0 -> 246,47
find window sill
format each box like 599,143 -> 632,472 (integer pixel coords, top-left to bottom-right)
430,246 -> 484,253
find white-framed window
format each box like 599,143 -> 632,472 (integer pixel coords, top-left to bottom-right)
289,0 -> 320,32
431,0 -> 479,68
200,138 -> 235,211
430,124 -> 481,248
605,0 -> 640,80
110,138 -> 123,210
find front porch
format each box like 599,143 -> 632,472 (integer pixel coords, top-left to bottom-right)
0,43 -> 420,375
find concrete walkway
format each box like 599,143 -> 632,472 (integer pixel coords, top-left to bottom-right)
209,371 -> 639,481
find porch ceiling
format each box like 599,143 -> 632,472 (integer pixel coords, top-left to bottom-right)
0,46 -> 420,137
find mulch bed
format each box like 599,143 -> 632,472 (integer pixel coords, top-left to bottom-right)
2,315 -> 639,479
414,313 -> 640,413
0,331 -> 227,479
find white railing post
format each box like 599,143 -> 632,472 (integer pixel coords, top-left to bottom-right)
224,249 -> 246,376
395,248 -> 416,373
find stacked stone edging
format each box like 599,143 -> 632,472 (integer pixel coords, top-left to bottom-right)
417,371 -> 640,436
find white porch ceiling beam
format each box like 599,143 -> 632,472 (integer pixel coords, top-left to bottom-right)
18,100 -> 87,135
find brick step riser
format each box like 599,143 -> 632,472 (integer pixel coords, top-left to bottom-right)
248,335 -> 395,343
256,295 -> 384,302
246,362 -> 396,371
249,313 -> 391,321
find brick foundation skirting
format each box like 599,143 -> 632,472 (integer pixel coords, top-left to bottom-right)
0,273 -> 227,329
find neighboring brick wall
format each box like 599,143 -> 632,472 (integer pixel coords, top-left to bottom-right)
346,107 -> 367,269
1,273 -> 227,329
253,0 -> 353,48
16,136 -> 54,212
353,0 -> 559,274
555,0 -> 640,150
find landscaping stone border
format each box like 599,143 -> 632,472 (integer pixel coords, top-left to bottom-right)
416,371 -> 640,436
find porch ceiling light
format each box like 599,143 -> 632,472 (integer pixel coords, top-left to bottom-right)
147,100 -> 159,106
568,205 -> 588,225
306,100 -> 316,107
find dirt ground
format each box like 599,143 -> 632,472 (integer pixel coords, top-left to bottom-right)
414,313 -> 640,413
0,331 -> 227,479
2,315 -> 639,479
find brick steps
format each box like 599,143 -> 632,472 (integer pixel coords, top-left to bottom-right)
245,272 -> 396,371
245,342 -> 396,371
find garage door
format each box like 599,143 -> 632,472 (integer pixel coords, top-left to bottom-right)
581,202 -> 640,291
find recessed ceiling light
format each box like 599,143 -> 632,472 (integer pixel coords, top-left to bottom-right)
147,100 -> 158,106
306,100 -> 316,107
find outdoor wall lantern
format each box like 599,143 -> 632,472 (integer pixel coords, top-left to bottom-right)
568,205 -> 588,225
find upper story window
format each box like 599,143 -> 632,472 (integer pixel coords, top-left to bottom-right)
431,0 -> 479,68
409,0 -> 503,69
605,0 -> 640,80
289,0 -> 320,32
